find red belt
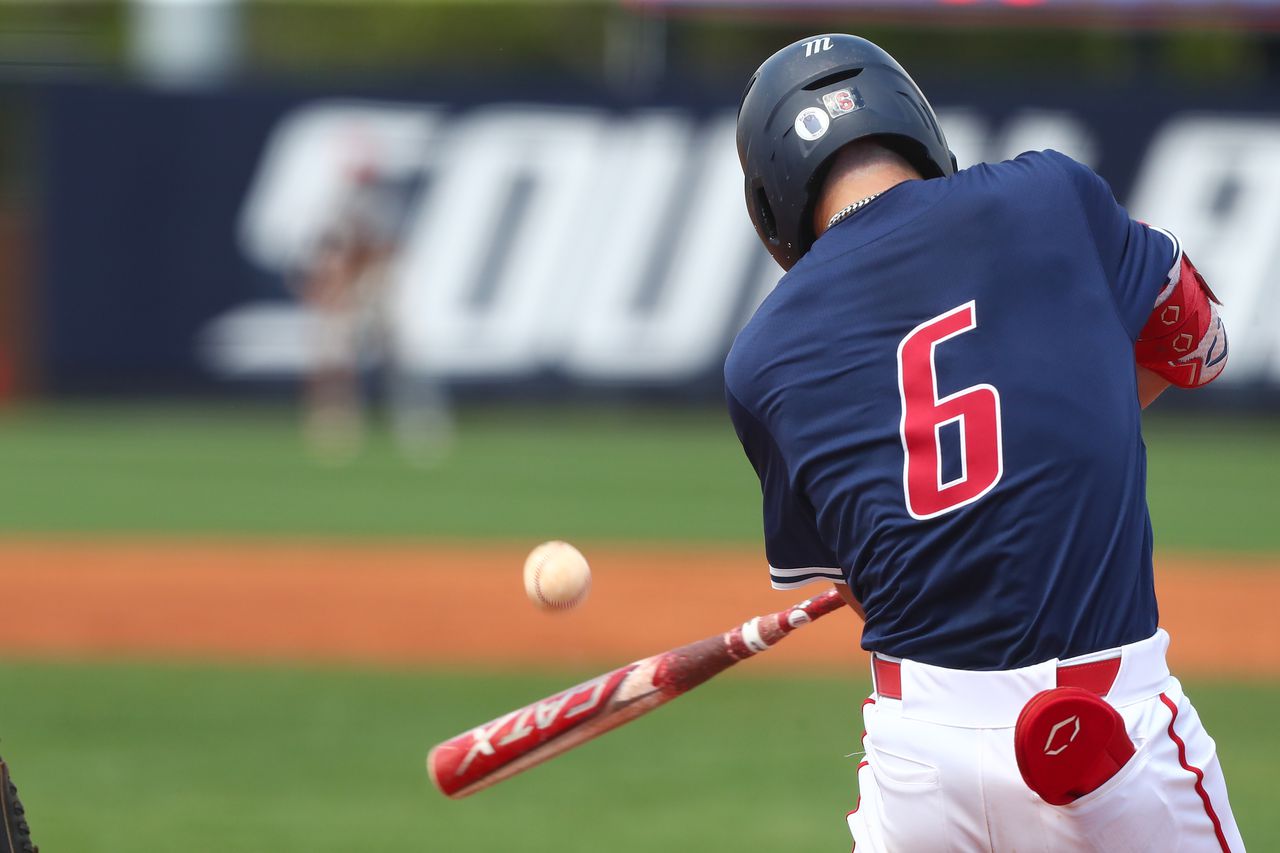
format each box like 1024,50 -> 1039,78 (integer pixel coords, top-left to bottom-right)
872,655 -> 1121,701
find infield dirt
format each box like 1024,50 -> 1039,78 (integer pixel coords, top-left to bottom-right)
0,539 -> 1275,677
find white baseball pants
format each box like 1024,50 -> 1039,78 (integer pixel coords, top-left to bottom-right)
847,629 -> 1245,852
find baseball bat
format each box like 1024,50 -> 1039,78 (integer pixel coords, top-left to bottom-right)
427,589 -> 846,799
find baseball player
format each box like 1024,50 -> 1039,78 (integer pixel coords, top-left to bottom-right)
294,161 -> 453,466
728,34 -> 1241,851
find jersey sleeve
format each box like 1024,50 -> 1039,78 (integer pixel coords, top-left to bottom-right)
725,388 -> 843,590
1043,150 -> 1180,340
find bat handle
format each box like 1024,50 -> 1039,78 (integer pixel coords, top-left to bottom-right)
781,588 -> 847,631
727,588 -> 847,659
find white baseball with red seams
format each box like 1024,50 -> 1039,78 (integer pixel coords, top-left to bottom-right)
523,541 -> 591,611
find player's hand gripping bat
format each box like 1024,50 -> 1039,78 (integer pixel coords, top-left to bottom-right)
428,589 -> 846,798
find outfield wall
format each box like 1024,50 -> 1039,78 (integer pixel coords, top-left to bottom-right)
32,76 -> 1280,402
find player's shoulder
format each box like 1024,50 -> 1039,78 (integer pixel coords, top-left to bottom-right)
724,298 -> 773,408
943,150 -> 1111,231
723,335 -> 766,438
955,148 -> 1083,190
724,267 -> 808,411
962,149 -> 1107,204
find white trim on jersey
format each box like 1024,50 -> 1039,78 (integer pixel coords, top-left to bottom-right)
768,564 -> 844,590
1147,223 -> 1182,269
1147,224 -> 1184,305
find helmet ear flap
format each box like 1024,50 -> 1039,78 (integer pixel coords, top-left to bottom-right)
751,182 -> 779,241
738,74 -> 758,120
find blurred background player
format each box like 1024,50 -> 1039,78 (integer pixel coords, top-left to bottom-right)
295,157 -> 453,466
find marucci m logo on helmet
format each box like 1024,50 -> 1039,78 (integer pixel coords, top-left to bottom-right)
804,37 -> 833,57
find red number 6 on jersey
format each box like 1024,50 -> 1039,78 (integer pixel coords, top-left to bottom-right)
896,300 -> 1004,520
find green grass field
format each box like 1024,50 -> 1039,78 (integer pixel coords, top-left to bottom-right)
0,403 -> 1277,550
2,663 -> 1277,852
0,403 -> 1276,851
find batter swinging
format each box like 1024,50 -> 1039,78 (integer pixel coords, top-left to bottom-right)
728,34 -> 1241,852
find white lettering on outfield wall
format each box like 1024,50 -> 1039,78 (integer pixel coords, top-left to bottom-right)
238,102 -> 443,271
390,106 -> 611,376
207,100 -> 1280,387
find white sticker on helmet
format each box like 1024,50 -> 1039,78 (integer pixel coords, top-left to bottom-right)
794,107 -> 829,141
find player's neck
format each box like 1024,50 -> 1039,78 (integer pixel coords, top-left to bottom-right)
813,161 -> 920,238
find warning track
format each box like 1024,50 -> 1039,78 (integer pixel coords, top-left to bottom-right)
0,539 -> 1274,677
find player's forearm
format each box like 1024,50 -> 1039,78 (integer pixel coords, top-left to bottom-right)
833,582 -> 866,621
1136,365 -> 1171,409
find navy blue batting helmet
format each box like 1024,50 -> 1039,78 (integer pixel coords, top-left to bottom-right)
736,34 -> 957,271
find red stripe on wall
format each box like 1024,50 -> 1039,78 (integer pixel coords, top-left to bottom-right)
1159,693 -> 1231,852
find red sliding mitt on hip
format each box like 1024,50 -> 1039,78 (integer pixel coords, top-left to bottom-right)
1015,687 -> 1136,806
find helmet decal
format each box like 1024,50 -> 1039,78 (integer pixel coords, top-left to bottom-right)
803,37 -> 834,58
822,88 -> 865,118
794,108 -> 830,142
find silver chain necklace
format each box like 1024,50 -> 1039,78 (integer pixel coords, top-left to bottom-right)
826,191 -> 884,230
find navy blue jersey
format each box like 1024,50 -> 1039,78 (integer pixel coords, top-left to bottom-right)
725,150 -> 1179,670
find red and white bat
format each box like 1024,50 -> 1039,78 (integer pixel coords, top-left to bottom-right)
428,589 -> 846,798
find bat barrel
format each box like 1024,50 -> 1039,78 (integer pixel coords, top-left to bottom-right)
428,589 -> 847,798
428,662 -> 644,798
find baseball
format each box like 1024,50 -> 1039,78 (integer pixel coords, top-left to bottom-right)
523,540 -> 591,611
